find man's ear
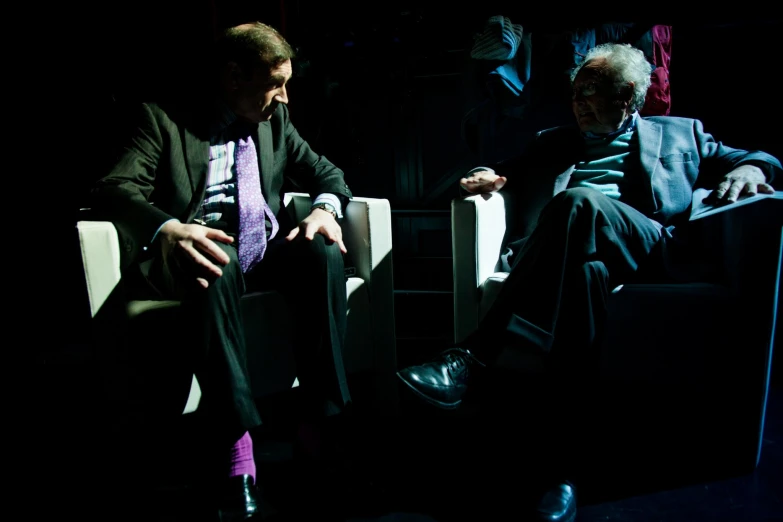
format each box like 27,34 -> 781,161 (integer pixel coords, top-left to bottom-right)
223,62 -> 243,90
619,81 -> 635,105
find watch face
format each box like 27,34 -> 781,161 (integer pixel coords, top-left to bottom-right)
313,203 -> 336,217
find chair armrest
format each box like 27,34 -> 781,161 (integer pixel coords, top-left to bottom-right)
343,196 -> 397,373
283,191 -> 395,292
452,192 -> 509,343
689,192 -> 782,298
76,220 -> 122,318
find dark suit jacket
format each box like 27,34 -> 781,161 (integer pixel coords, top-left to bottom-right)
491,116 -> 782,239
91,100 -> 352,269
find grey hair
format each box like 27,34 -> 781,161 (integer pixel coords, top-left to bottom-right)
570,43 -> 653,113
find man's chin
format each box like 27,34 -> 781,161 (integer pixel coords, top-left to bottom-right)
578,122 -> 613,135
577,122 -> 595,133
260,106 -> 277,121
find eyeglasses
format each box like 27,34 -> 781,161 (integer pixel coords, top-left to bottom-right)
573,82 -> 601,98
572,81 -> 624,99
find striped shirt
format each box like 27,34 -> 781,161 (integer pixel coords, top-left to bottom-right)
151,101 -> 342,243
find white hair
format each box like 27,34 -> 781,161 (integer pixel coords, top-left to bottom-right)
570,43 -> 654,113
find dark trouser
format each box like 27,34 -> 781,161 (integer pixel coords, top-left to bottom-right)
133,232 -> 349,446
467,187 -> 664,364
464,188 -> 666,480
246,233 -> 351,418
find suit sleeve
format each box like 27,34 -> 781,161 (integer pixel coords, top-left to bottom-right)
694,119 -> 782,187
90,103 -> 176,265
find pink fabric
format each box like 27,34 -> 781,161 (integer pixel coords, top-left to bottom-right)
641,25 -> 672,117
228,431 -> 256,481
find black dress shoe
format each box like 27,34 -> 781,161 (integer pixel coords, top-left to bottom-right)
396,348 -> 485,409
218,474 -> 279,521
535,481 -> 576,522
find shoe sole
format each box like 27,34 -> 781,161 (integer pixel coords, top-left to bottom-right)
396,372 -> 462,410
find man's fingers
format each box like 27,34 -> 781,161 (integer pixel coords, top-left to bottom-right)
304,222 -> 318,240
461,174 -> 496,193
286,227 -> 300,241
460,178 -> 478,192
326,227 -> 347,254
183,244 -> 224,278
204,227 -> 234,244
196,277 -> 209,289
196,237 -> 231,266
725,182 -> 743,203
712,179 -> 733,202
743,182 -> 776,198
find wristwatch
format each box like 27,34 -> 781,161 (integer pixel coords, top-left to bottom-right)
311,202 -> 337,219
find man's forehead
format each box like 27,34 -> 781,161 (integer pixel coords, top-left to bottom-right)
266,59 -> 293,80
575,58 -> 611,82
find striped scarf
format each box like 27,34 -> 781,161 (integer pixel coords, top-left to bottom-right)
470,16 -> 525,60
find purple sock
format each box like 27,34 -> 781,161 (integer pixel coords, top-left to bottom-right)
228,431 -> 256,482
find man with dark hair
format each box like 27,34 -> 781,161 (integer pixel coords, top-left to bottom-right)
91,21 -> 352,520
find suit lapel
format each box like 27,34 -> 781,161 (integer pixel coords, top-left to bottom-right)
257,121 -> 274,199
183,126 -> 210,218
636,117 -> 662,211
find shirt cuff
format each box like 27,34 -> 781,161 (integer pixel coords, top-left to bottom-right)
151,218 -> 180,244
466,166 -> 496,176
313,193 -> 343,218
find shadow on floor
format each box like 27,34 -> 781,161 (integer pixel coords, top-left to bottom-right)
44,362 -> 782,522
142,374 -> 782,521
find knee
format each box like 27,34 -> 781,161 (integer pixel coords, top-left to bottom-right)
544,188 -> 605,218
555,187 -> 603,208
300,233 -> 344,267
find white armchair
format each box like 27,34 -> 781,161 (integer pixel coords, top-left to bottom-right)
78,193 -> 397,415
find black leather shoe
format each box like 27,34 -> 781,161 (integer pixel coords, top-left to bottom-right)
535,481 -> 576,522
396,348 -> 486,409
218,474 -> 279,521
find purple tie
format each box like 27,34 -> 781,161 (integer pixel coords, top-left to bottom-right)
235,133 -> 279,273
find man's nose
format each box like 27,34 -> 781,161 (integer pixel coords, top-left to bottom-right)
275,85 -> 288,105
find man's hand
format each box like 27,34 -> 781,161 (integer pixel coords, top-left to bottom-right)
708,164 -> 775,205
460,170 -> 507,194
159,221 -> 234,290
285,208 -> 347,254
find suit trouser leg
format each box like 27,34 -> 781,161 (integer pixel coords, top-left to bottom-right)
246,233 -> 351,417
148,241 -> 262,438
116,241 -> 262,491
467,187 -> 664,361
